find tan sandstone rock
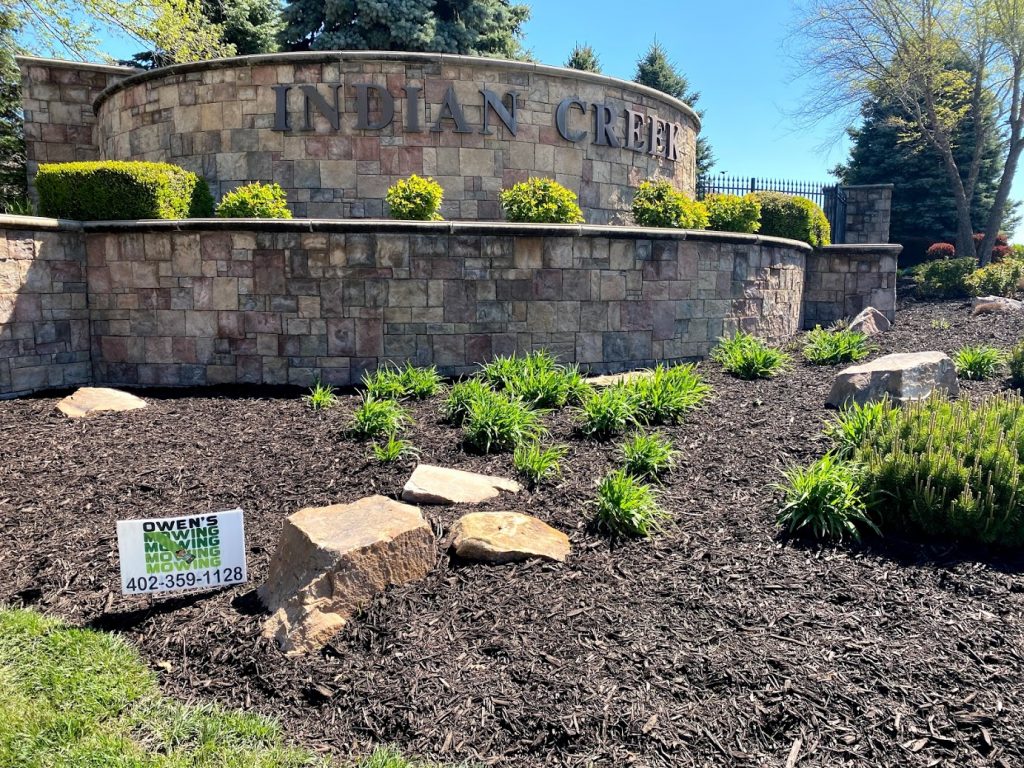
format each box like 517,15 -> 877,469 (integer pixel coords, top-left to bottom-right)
56,387 -> 147,418
258,495 -> 435,655
449,512 -> 570,564
401,464 -> 521,505
588,370 -> 651,388
826,351 -> 959,408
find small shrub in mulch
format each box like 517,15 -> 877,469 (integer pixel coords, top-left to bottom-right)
303,380 -> 338,410
711,330 -> 791,379
620,431 -> 675,481
802,326 -> 876,366
350,396 -> 412,439
512,441 -> 567,486
592,469 -> 669,537
953,344 -> 1007,381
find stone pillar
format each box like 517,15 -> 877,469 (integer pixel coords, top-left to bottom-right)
842,184 -> 894,244
803,244 -> 902,328
16,57 -> 138,203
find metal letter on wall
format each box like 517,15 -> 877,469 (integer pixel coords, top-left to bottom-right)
480,90 -> 518,136
299,84 -> 343,131
403,86 -> 424,132
272,85 -> 291,131
555,98 -> 589,142
431,85 -> 473,133
593,104 -> 621,148
354,84 -> 396,131
625,109 -> 647,153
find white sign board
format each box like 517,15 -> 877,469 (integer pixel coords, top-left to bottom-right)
117,509 -> 247,595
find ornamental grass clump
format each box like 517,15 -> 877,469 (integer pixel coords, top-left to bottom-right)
303,380 -> 337,410
371,434 -> 420,464
461,390 -> 547,454
802,326 -> 876,365
621,431 -> 675,480
349,396 -> 411,439
385,174 -> 444,221
479,351 -> 591,408
775,454 -> 875,543
631,180 -> 708,229
513,442 -> 568,486
575,386 -> 639,439
593,469 -> 670,537
711,331 -> 791,379
363,363 -> 443,400
625,363 -> 712,424
442,378 -> 492,425
953,344 -> 1007,381
500,177 -> 584,224
362,366 -> 407,400
824,399 -> 897,460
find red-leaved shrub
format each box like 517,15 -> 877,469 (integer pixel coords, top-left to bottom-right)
992,245 -> 1012,262
926,242 -> 956,259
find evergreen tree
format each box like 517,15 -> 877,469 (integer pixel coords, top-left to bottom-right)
835,79 -> 1013,255
0,11 -> 26,212
566,43 -> 600,73
203,0 -> 282,55
634,41 -> 713,176
281,0 -> 530,60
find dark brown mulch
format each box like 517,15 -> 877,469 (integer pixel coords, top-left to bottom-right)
4,298 -> 1024,767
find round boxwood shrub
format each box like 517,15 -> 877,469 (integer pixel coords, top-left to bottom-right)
631,180 -> 708,229
704,193 -> 761,234
216,182 -> 292,219
914,257 -> 976,299
500,177 -> 585,224
386,174 -> 444,221
753,191 -> 830,247
36,161 -> 213,220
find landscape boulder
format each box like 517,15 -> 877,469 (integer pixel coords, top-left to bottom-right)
588,370 -> 651,388
971,295 -> 1023,313
826,351 -> 959,408
847,306 -> 891,336
449,512 -> 570,564
402,464 -> 521,506
258,495 -> 435,655
56,387 -> 147,418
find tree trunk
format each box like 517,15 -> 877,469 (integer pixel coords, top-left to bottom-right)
979,139 -> 1023,264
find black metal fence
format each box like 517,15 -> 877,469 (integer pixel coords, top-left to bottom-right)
696,175 -> 847,243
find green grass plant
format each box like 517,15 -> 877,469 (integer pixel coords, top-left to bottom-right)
625,363 -> 712,424
1012,340 -> 1024,388
441,378 -> 492,425
575,386 -> 639,439
512,442 -> 568,486
362,367 -> 407,400
802,326 -> 876,365
711,331 -> 791,379
823,398 -> 897,459
775,454 -> 875,543
621,432 -> 676,480
953,344 -> 1007,380
350,396 -> 410,439
371,434 -> 420,464
593,469 -> 670,537
303,381 -> 337,410
461,390 -> 546,454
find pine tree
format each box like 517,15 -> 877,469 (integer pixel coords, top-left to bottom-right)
634,41 -> 713,176
566,43 -> 600,73
203,0 -> 282,55
835,79 -> 1014,256
281,0 -> 530,60
0,11 -> 26,212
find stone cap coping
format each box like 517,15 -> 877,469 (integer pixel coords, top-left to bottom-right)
0,214 -> 82,231
72,218 -> 812,249
841,183 -> 896,190
86,50 -> 701,129
817,243 -> 903,254
15,55 -> 143,77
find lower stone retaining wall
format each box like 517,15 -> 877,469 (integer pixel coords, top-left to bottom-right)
803,244 -> 901,328
0,216 -> 896,396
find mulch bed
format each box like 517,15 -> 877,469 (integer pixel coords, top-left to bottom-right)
4,298 -> 1024,767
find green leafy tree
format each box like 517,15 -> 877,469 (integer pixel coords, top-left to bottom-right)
634,40 -> 713,176
0,11 -> 26,212
202,0 -> 281,55
566,42 -> 600,73
3,0 -> 232,63
281,0 -> 530,60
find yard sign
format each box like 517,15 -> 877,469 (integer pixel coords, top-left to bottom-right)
117,509 -> 248,595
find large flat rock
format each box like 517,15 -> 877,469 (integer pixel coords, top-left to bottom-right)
826,351 -> 959,408
258,495 -> 435,655
588,370 -> 651,388
56,387 -> 147,418
401,464 -> 521,505
449,511 -> 570,564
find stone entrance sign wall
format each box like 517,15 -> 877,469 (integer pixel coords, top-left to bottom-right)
18,52 -> 700,224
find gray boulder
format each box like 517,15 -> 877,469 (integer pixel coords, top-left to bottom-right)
847,306 -> 892,336
826,351 -> 959,408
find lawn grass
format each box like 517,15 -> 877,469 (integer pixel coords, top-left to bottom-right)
0,608 -> 425,768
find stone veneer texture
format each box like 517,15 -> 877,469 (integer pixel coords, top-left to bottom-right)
85,53 -> 698,224
803,244 -> 901,326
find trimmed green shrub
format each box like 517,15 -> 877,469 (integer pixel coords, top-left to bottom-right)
621,431 -> 675,480
965,260 -> 1024,298
914,257 -> 975,299
704,193 -> 761,234
386,174 -> 444,221
775,454 -> 874,543
593,469 -> 669,537
631,180 -> 708,229
216,182 -> 292,219
513,441 -> 567,486
461,390 -> 547,454
753,191 -> 830,247
802,326 -> 875,365
711,331 -> 791,379
575,386 -> 640,439
953,344 -> 1007,380
36,161 -> 213,220
500,177 -> 584,224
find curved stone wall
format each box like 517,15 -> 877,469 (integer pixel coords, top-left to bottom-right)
91,52 -> 699,224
